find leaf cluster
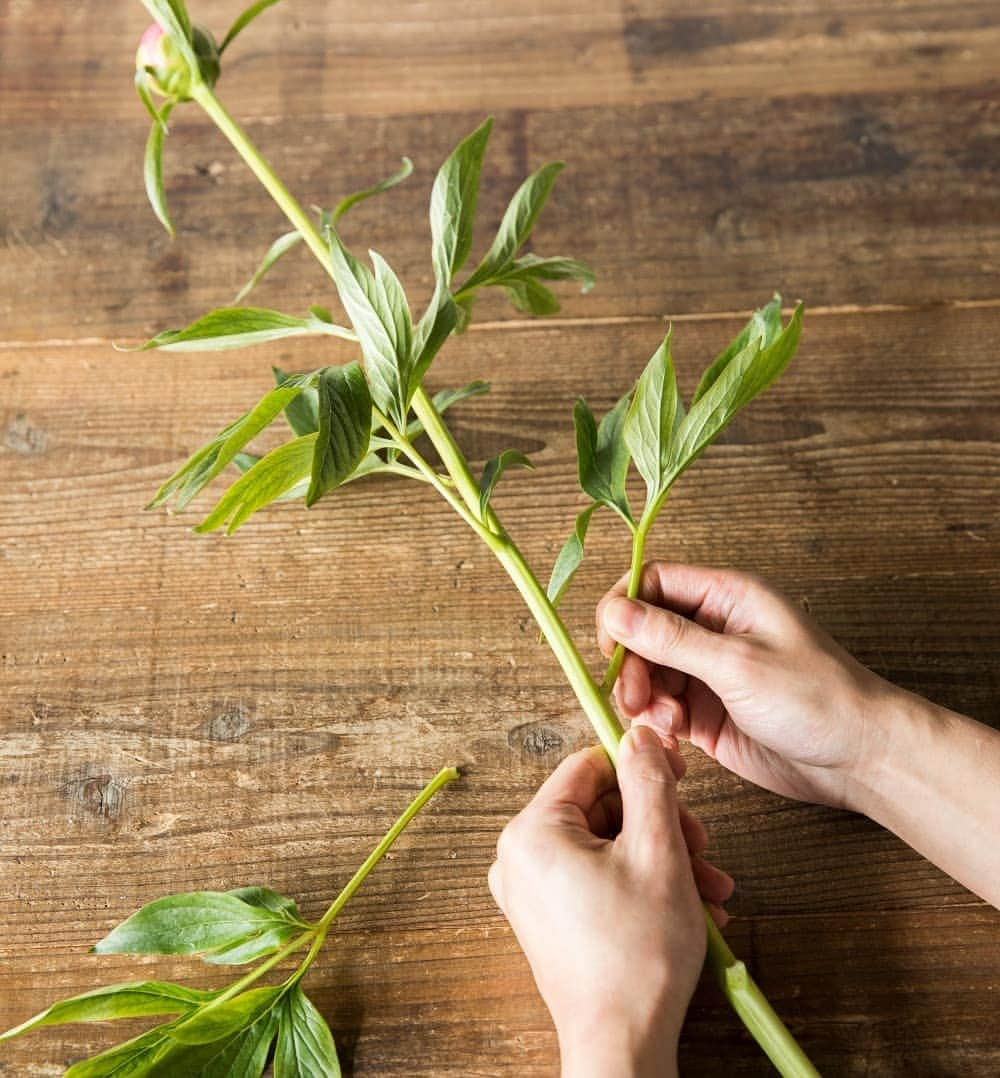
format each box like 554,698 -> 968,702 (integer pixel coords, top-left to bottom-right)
0,887 -> 338,1076
545,296 -> 804,604
2,765 -> 459,1074
143,118 -> 591,532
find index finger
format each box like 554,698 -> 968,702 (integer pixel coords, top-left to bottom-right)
596,561 -> 779,656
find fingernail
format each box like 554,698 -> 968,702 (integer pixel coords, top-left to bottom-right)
625,723 -> 661,754
603,597 -> 645,640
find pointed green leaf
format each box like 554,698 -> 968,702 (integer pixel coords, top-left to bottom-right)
227,886 -> 305,923
546,504 -> 598,606
479,449 -> 534,515
574,395 -> 633,525
274,986 -> 341,1078
0,983 -> 214,1044
624,329 -> 682,504
370,251 -> 413,362
412,293 -> 459,386
692,294 -> 784,406
501,275 -> 560,316
144,101 -> 175,237
201,924 -> 303,966
429,117 -> 493,288
306,363 -> 373,507
220,0 -> 282,53
430,381 -> 491,415
64,1019 -> 178,1077
235,231 -> 303,303
92,892 -> 297,959
460,161 -> 564,292
168,987 -> 283,1046
332,157 -> 413,223
500,254 -> 596,290
325,230 -> 412,426
195,436 -> 317,534
273,366 -> 320,436
488,253 -> 596,316
130,307 -> 354,353
670,302 -> 804,480
156,1008 -> 279,1077
147,372 -> 318,511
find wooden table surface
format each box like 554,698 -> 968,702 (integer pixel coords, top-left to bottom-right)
1,2 -> 998,1074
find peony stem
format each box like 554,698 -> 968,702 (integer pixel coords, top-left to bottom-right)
188,80 -> 819,1076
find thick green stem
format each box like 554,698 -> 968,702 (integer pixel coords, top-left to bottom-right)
188,84 -> 818,1076
409,387 -> 492,523
705,911 -> 822,1077
490,537 -> 625,762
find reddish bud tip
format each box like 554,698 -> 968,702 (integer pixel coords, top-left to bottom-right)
137,22 -> 168,70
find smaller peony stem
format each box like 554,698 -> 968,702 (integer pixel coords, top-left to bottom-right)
317,766 -> 460,934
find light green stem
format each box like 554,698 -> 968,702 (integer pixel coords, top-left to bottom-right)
209,930 -> 314,1008
288,765 -> 460,983
189,82 -> 819,1077
191,84 -> 334,275
373,407 -> 494,543
602,504 -> 656,693
207,766 -> 459,1006
321,766 -> 460,931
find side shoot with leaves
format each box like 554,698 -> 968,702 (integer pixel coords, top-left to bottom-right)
4,2 -> 819,1077
1,767 -> 458,1075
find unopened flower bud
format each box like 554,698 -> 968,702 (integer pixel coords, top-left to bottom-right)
135,21 -> 220,101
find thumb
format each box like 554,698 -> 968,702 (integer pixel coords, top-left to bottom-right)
602,596 -> 728,687
617,724 -> 686,865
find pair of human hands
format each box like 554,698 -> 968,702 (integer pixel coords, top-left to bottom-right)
490,563 -> 896,1075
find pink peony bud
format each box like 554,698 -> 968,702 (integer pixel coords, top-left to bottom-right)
137,22 -> 169,71
135,21 -> 220,100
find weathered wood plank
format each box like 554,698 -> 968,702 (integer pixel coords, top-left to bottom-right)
2,2 -> 998,121
1,7 -> 999,339
1,305 -> 997,1072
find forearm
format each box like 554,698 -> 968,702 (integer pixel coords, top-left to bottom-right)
849,689 -> 1000,906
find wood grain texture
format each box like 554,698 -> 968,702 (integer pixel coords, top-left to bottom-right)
1,1 -> 998,1074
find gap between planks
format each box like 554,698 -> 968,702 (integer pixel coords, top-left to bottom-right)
2,297 -> 1000,351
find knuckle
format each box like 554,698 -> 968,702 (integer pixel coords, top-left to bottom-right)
631,759 -> 676,789
724,636 -> 763,682
487,861 -> 504,905
650,610 -> 687,655
495,821 -> 517,862
639,561 -> 663,600
495,810 -> 531,862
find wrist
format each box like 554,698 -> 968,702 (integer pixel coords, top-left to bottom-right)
557,1006 -> 683,1078
843,683 -> 939,820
